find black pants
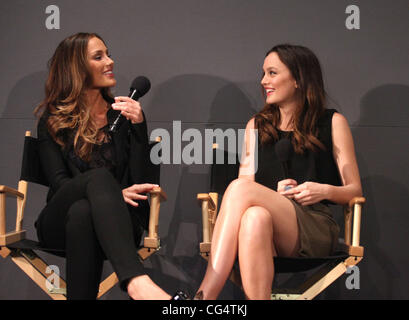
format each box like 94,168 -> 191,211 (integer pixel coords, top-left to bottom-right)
35,167 -> 146,299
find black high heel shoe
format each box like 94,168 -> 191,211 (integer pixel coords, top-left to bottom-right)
171,290 -> 190,300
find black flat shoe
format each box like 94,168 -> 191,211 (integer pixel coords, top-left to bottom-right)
171,290 -> 190,300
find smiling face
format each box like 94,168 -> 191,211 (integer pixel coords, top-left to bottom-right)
261,51 -> 298,107
86,37 -> 116,89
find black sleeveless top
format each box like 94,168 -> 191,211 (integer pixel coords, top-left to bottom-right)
255,109 -> 342,202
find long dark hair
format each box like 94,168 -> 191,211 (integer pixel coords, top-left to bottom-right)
34,32 -> 113,161
255,44 -> 326,153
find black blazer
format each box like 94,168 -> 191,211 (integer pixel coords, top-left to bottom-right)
37,107 -> 151,229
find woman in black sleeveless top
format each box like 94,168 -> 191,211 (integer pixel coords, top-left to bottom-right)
34,33 -> 171,299
194,45 -> 362,300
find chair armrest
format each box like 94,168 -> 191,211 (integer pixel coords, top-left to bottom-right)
197,193 -> 216,211
197,192 -> 219,258
348,196 -> 365,208
343,196 -> 365,254
149,186 -> 167,201
0,185 -> 24,199
137,186 -> 166,260
0,185 -> 26,245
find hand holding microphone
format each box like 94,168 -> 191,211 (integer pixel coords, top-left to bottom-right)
110,76 -> 151,132
112,97 -> 144,124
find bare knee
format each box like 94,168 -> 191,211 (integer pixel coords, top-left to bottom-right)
224,178 -> 254,200
239,206 -> 273,240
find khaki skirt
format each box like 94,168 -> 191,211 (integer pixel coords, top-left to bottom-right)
290,200 -> 340,257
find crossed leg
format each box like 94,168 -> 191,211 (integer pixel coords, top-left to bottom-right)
196,178 -> 300,300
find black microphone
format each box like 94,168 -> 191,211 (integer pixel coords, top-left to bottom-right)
109,76 -> 151,132
275,138 -> 293,190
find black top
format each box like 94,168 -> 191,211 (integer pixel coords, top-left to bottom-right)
67,123 -> 117,175
36,105 -> 151,229
255,109 -> 342,203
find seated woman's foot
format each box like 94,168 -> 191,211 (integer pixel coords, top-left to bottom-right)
127,275 -> 171,300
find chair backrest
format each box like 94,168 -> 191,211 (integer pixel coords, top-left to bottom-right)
146,140 -> 161,185
20,133 -> 49,187
210,145 -> 240,195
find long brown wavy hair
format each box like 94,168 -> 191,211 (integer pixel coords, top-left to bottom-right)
34,32 -> 113,161
255,44 -> 326,154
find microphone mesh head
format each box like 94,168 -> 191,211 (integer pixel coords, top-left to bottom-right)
131,76 -> 151,97
275,138 -> 293,162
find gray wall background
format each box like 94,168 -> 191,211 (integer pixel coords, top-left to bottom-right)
0,0 -> 408,299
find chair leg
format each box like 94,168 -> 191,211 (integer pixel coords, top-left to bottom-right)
97,272 -> 118,299
271,262 -> 343,300
8,249 -> 67,300
4,248 -> 127,299
297,262 -> 347,300
271,256 -> 363,300
297,256 -> 363,300
0,246 -> 11,258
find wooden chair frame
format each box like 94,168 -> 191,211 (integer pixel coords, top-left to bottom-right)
0,131 -> 166,300
197,192 -> 365,300
197,147 -> 365,300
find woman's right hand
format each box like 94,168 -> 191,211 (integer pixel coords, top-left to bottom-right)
122,183 -> 159,207
277,179 -> 298,198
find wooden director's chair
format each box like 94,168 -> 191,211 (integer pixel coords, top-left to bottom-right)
197,144 -> 365,300
0,131 -> 166,300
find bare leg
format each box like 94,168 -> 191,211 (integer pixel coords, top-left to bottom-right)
196,178 -> 300,299
238,206 -> 275,299
127,275 -> 171,300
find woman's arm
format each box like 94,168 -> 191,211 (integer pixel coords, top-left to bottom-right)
37,116 -> 72,191
238,118 -> 257,181
280,112 -> 362,205
326,112 -> 362,204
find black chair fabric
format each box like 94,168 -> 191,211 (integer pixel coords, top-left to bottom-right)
20,136 -> 49,186
210,148 -> 240,194
7,239 -> 66,257
274,253 -> 349,273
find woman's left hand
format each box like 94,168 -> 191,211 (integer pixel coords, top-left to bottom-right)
112,96 -> 144,124
122,183 -> 159,207
280,181 -> 329,206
